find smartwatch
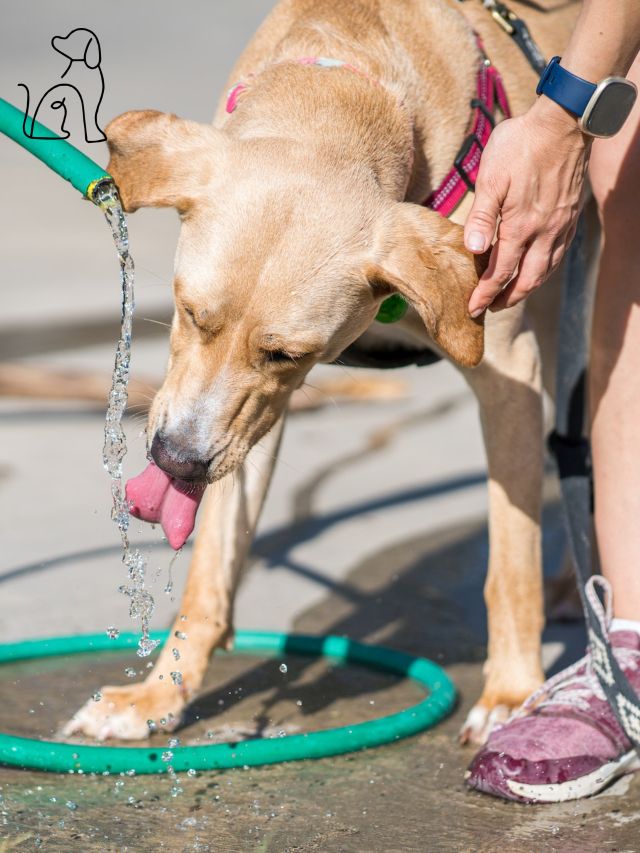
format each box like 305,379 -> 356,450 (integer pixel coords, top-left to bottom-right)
536,56 -> 637,137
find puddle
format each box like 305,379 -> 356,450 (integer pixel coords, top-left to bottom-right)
94,181 -> 159,659
0,650 -> 420,746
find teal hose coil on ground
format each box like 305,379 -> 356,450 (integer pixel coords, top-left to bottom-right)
0,631 -> 456,775
0,96 -> 111,199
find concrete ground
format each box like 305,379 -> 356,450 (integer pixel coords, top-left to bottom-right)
2,2 -> 640,851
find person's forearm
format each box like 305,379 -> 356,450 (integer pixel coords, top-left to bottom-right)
561,0 -> 640,81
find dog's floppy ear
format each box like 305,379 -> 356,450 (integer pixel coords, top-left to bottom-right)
106,110 -> 227,213
366,203 -> 489,367
84,33 -> 101,69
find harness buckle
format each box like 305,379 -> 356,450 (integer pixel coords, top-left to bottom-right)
470,98 -> 496,129
453,132 -> 484,191
490,6 -> 515,35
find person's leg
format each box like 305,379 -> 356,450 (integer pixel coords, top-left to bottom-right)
590,53 -> 640,617
466,55 -> 640,804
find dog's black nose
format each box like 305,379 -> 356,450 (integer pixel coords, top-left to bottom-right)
150,432 -> 209,482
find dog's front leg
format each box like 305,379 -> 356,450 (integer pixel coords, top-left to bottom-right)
63,418 -> 285,741
459,311 -> 546,745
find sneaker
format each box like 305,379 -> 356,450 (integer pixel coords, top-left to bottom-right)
466,630 -> 640,803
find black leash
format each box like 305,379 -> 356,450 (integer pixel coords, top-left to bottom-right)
483,0 -> 547,76
457,0 -> 548,76
549,215 -> 640,751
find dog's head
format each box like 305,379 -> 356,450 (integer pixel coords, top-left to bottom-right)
107,110 -> 487,482
52,28 -> 101,68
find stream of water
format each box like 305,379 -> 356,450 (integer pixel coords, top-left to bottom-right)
94,181 -> 159,659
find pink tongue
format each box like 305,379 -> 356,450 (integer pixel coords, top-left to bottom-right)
125,462 -> 206,550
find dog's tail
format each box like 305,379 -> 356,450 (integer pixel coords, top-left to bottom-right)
17,83 -> 32,137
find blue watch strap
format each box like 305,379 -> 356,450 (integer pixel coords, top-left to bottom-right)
536,56 -> 596,117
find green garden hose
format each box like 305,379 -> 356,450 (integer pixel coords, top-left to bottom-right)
0,630 -> 455,774
0,96 -> 112,202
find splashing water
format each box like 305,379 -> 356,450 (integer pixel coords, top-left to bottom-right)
94,181 -> 159,659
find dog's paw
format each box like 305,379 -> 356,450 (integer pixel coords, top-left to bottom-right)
62,683 -> 184,741
458,702 -> 511,746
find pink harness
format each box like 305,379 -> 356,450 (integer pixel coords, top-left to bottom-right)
225,42 -> 510,220
424,48 -> 511,216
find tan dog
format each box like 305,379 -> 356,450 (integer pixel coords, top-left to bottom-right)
64,0 -> 582,745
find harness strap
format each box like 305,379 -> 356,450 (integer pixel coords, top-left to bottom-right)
226,56 -> 392,115
424,46 -> 510,216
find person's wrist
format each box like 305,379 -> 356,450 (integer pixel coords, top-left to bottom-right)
529,95 -> 591,145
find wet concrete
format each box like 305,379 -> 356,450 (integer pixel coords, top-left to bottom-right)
2,512 -> 640,852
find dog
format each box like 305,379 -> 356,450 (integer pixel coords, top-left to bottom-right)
64,0 -> 583,745
19,27 -> 106,143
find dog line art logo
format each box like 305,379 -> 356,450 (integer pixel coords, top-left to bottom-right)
18,28 -> 106,143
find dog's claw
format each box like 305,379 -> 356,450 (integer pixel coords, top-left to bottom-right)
459,703 -> 510,746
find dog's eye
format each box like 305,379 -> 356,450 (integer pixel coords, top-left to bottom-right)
266,349 -> 295,364
183,305 -> 198,326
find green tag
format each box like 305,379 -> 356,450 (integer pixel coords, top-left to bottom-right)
375,294 -> 408,324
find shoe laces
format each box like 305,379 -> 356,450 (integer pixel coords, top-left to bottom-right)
511,577 -> 640,718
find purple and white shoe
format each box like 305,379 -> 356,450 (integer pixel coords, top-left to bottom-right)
466,628 -> 640,803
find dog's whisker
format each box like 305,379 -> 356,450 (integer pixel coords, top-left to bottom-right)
139,317 -> 172,329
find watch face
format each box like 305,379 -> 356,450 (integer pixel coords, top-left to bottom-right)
582,80 -> 637,136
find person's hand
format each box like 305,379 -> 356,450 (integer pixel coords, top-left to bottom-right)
465,97 -> 592,317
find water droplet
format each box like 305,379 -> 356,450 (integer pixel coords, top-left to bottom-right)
171,671 -> 183,686
175,631 -> 187,641
187,768 -> 197,777
296,699 -> 303,707
106,626 -> 120,639
147,719 -> 157,733
65,801 -> 77,811
124,667 -> 136,678
279,663 -> 288,674
172,648 -> 181,661
92,691 -> 102,702
168,737 -> 180,748
136,635 -> 160,658
161,751 -> 173,763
